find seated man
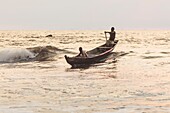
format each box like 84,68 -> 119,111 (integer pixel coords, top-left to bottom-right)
77,47 -> 88,57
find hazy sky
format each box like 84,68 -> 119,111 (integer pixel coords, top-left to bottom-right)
0,0 -> 170,30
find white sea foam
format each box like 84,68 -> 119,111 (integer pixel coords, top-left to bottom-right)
0,48 -> 35,63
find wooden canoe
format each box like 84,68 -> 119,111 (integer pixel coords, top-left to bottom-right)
65,40 -> 118,67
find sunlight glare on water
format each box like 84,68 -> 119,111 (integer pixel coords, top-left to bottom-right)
0,30 -> 170,113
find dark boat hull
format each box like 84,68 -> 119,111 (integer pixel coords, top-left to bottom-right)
65,40 -> 118,67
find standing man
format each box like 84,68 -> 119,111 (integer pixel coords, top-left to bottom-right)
104,27 -> 116,41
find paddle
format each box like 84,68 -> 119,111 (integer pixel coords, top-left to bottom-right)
105,32 -> 107,42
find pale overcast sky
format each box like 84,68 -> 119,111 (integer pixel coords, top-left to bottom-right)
0,0 -> 170,30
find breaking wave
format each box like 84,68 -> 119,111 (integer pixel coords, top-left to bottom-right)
0,48 -> 35,63
0,45 -> 75,63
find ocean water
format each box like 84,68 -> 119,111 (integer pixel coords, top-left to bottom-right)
0,30 -> 170,113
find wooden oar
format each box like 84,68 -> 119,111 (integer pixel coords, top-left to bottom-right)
105,32 -> 107,42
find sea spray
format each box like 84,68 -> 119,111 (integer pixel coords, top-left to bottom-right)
0,48 -> 35,63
